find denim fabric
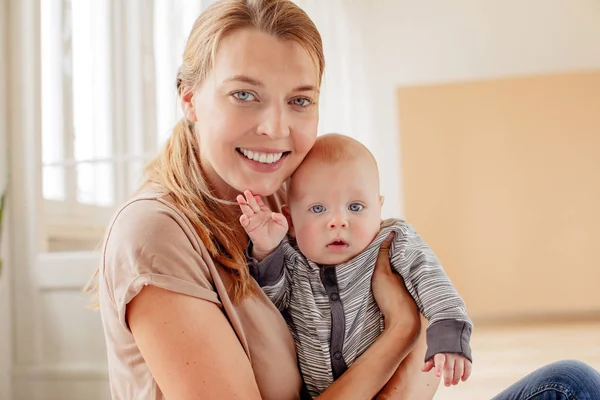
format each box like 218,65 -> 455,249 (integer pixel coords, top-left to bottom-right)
492,360 -> 600,400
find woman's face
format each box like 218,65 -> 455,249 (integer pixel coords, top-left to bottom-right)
185,28 -> 320,199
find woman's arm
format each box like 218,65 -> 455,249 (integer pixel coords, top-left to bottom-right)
316,321 -> 420,400
128,285 -> 262,400
129,282 -> 416,400
315,233 -> 422,400
376,316 -> 440,399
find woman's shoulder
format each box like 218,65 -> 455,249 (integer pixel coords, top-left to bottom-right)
101,187 -> 220,305
105,184 -> 199,247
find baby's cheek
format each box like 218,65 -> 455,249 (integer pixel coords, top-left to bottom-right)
295,224 -> 316,251
361,223 -> 381,248
298,223 -> 324,258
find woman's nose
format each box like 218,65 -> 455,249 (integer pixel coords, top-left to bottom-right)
257,105 -> 290,138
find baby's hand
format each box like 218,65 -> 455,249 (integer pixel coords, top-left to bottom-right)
422,353 -> 472,387
237,190 -> 288,259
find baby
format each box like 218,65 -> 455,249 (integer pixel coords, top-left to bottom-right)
237,133 -> 473,398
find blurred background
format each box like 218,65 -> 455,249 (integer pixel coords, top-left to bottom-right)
0,0 -> 599,399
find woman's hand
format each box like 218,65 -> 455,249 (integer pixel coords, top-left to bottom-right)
372,232 -> 420,336
316,233 -> 423,400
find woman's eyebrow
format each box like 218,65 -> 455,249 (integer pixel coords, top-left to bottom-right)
223,75 -> 319,93
294,84 -> 320,94
224,74 -> 264,87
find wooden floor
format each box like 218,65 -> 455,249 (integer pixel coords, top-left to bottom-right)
434,319 -> 600,399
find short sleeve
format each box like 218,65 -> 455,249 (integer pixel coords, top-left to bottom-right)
101,198 -> 221,332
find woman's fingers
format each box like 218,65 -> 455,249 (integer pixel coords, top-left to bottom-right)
379,232 -> 394,254
374,232 -> 394,275
371,230 -> 420,335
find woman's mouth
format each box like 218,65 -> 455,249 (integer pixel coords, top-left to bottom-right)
237,147 -> 290,164
236,147 -> 291,173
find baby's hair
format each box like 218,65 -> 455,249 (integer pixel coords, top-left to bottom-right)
288,133 -> 379,201
302,133 -> 377,167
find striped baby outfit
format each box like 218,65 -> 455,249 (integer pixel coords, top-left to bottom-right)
248,218 -> 473,398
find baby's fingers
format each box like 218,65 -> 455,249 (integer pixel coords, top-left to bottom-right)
462,360 -> 472,382
452,359 -> 464,385
443,358 -> 454,387
237,194 -> 254,217
255,194 -> 268,210
422,359 -> 435,372
433,353 -> 446,378
271,212 -> 288,227
244,190 -> 261,213
239,214 -> 250,228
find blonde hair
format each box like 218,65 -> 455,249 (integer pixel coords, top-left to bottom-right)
87,0 -> 324,305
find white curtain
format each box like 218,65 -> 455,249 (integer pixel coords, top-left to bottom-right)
292,0 -> 376,149
153,0 -> 213,143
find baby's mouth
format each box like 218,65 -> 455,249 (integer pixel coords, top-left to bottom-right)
327,239 -> 348,247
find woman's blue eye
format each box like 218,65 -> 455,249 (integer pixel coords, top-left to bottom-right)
233,91 -> 255,101
310,205 -> 325,213
349,203 -> 364,212
291,98 -> 311,107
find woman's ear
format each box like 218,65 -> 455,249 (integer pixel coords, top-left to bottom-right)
180,89 -> 198,122
282,205 -> 295,237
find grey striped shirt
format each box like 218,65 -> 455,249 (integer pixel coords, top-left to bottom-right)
249,219 -> 473,398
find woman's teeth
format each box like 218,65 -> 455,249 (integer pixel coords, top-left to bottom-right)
239,148 -> 284,164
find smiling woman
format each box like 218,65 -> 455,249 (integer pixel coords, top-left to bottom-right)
88,1 -> 436,399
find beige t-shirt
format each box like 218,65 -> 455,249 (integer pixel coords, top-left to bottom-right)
99,186 -> 302,400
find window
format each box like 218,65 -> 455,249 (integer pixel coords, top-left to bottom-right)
40,0 -> 202,252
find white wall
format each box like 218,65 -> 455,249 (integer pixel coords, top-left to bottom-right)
0,0 -> 12,397
349,0 -> 600,218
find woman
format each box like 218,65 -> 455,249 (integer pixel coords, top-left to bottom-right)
91,0 -> 600,399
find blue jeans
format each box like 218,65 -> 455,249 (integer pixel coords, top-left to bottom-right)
492,360 -> 600,400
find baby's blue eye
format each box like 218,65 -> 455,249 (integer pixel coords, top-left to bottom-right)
349,203 -> 364,212
291,98 -> 311,107
310,205 -> 325,213
233,91 -> 255,101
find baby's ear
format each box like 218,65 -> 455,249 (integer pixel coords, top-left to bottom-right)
379,195 -> 385,207
282,205 -> 295,237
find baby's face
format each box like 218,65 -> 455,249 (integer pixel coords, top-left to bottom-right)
288,158 -> 382,265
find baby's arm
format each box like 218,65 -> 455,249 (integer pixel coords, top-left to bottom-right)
388,222 -> 473,380
237,190 -> 290,310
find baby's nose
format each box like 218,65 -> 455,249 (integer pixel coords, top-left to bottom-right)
328,216 -> 348,229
